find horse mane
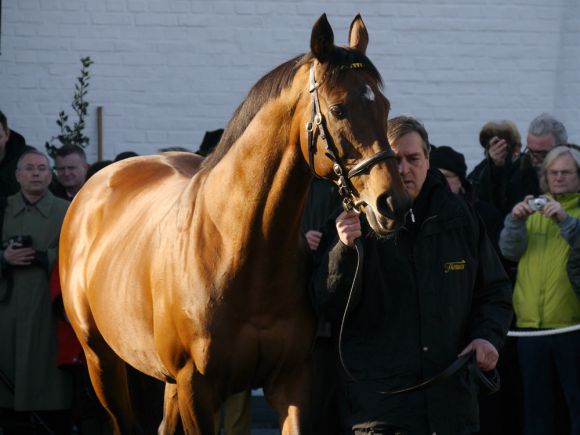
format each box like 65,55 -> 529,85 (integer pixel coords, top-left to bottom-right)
202,47 -> 383,170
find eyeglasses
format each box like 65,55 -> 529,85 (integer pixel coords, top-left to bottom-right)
524,147 -> 549,160
547,169 -> 578,178
20,165 -> 50,173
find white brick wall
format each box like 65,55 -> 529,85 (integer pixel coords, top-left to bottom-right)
1,0 -> 578,171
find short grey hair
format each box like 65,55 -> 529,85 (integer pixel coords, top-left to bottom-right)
539,146 -> 580,192
16,150 -> 50,169
528,113 -> 568,147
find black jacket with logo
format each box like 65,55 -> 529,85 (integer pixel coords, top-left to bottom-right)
311,170 -> 513,434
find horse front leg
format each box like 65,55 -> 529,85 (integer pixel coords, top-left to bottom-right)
175,361 -> 218,435
265,361 -> 312,435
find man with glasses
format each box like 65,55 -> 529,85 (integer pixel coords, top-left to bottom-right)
51,145 -> 89,201
473,113 -> 568,217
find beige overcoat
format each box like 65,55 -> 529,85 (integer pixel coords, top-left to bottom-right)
0,192 -> 72,411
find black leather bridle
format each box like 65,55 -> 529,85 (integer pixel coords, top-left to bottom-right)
306,63 -> 395,212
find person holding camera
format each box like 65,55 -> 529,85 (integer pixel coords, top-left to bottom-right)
0,150 -> 73,434
499,145 -> 580,435
468,119 -> 522,196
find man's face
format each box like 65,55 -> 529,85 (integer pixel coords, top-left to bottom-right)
527,133 -> 555,168
54,153 -> 88,191
391,131 -> 429,200
16,153 -> 52,196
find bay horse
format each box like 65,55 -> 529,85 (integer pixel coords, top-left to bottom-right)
59,13 -> 410,434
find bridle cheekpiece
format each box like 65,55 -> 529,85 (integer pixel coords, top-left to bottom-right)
306,63 -> 395,213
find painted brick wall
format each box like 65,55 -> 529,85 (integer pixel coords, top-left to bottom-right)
1,0 -> 578,170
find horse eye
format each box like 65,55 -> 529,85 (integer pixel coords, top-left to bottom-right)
329,105 -> 346,120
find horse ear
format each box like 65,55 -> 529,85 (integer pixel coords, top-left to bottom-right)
310,13 -> 334,62
348,14 -> 368,55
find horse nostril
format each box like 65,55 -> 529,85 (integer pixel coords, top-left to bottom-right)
376,193 -> 396,219
376,192 -> 412,221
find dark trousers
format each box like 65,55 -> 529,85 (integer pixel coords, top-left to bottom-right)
517,330 -> 580,435
310,337 -> 342,435
477,337 -> 524,435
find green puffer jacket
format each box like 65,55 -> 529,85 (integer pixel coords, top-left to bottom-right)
499,193 -> 580,328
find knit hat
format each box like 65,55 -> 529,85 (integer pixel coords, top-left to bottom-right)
429,145 -> 467,180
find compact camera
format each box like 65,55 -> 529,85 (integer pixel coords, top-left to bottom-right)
528,197 -> 548,212
1,235 -> 33,250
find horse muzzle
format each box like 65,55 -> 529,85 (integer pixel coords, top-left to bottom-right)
364,191 -> 412,235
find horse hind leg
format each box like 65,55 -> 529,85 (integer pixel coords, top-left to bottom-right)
265,362 -> 312,435
158,383 -> 183,435
175,361 -> 218,435
83,334 -> 143,434
126,365 -> 165,432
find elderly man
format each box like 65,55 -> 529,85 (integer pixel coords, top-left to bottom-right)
51,145 -> 89,201
0,150 -> 72,434
312,115 -> 513,434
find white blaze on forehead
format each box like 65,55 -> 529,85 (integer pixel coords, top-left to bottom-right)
363,85 -> 375,102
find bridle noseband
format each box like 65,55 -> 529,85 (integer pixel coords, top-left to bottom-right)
306,64 -> 395,213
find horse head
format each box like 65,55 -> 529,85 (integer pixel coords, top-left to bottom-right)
299,14 -> 411,235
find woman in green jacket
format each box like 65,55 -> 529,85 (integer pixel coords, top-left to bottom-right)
499,145 -> 580,435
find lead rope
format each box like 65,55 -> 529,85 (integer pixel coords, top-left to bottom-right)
334,232 -> 488,395
337,238 -> 364,382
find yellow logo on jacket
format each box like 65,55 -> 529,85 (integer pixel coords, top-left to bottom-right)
444,260 -> 466,273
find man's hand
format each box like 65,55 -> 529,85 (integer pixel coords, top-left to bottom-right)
459,338 -> 499,372
305,230 -> 322,251
336,210 -> 361,248
3,243 -> 35,266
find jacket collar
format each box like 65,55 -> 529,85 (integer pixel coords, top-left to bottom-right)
543,192 -> 580,210
11,191 -> 55,218
407,169 -> 447,227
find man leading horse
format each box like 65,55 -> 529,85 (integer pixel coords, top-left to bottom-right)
311,115 -> 513,434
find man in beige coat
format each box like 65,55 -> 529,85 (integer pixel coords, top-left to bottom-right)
0,150 -> 73,434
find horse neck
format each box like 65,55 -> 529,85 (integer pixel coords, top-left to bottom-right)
197,99 -> 311,250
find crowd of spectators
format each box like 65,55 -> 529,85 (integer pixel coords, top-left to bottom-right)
306,112 -> 579,435
1,107 -> 579,434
